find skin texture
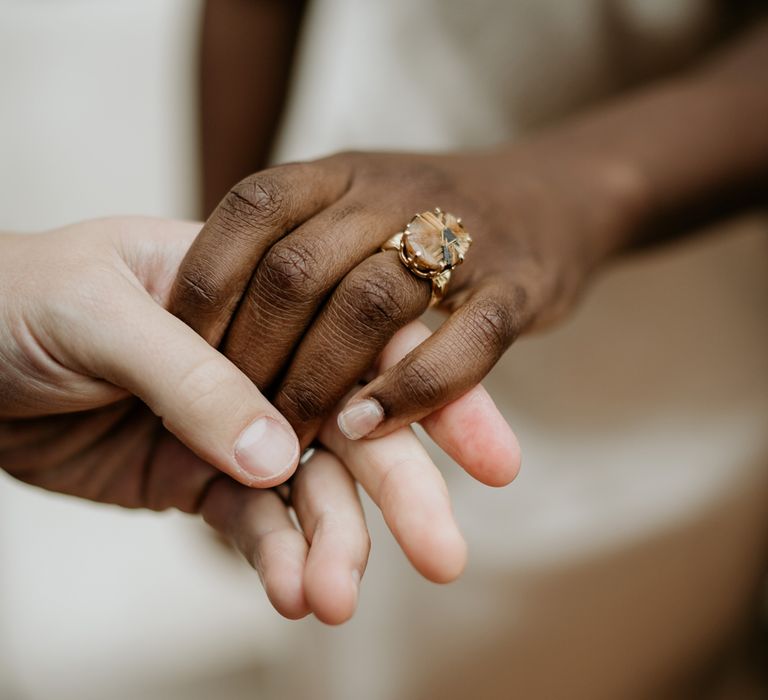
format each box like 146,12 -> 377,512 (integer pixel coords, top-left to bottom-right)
174,18 -> 768,446
4,7 -> 766,628
0,217 -> 520,624
170,149 -> 623,448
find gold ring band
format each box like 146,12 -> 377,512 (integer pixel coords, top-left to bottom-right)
381,208 -> 471,306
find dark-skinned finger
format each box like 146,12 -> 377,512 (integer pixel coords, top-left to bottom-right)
338,282 -> 533,439
274,250 -> 431,445
376,322 -> 521,486
223,200 -> 407,390
170,158 -> 351,346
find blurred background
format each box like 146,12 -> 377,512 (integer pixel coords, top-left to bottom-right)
1,1 -> 767,698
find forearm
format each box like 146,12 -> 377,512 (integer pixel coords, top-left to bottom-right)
511,19 -> 768,258
200,0 -> 306,216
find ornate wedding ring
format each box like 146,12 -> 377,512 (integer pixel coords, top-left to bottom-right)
381,208 -> 472,306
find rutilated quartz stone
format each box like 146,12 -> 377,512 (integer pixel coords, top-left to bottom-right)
403,210 -> 470,275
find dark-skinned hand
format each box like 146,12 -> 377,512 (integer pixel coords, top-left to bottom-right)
171,145 -> 637,444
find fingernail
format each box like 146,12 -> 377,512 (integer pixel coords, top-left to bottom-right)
234,417 -> 299,481
337,399 -> 384,440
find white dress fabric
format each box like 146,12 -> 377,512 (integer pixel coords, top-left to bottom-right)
0,1 -> 766,698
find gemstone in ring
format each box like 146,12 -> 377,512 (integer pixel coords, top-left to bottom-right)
381,208 -> 472,305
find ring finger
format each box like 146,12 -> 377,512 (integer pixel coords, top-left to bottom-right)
223,200 -> 411,392
272,249 -> 431,444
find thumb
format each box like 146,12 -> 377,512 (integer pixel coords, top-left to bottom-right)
63,282 -> 300,488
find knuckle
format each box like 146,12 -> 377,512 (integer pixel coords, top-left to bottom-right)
465,296 -> 518,350
259,240 -> 323,302
344,270 -> 408,329
175,262 -> 224,312
174,358 -> 242,418
325,149 -> 363,167
396,355 -> 448,409
277,379 -> 334,425
326,200 -> 365,225
222,173 -> 287,226
376,461 -> 401,513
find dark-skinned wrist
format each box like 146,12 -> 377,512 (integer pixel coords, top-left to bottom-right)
511,21 -> 768,259
467,141 -> 649,277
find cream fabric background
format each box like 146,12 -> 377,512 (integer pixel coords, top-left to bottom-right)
1,1 -> 766,698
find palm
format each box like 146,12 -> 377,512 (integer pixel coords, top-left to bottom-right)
3,396 -> 218,515
0,220 -> 222,511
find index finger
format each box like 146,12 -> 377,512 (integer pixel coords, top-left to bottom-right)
376,321 -> 521,487
337,280 -> 533,441
170,158 -> 351,347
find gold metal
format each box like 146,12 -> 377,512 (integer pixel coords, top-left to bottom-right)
381,208 -> 471,306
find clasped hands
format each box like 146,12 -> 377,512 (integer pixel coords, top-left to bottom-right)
2,147 -> 626,623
